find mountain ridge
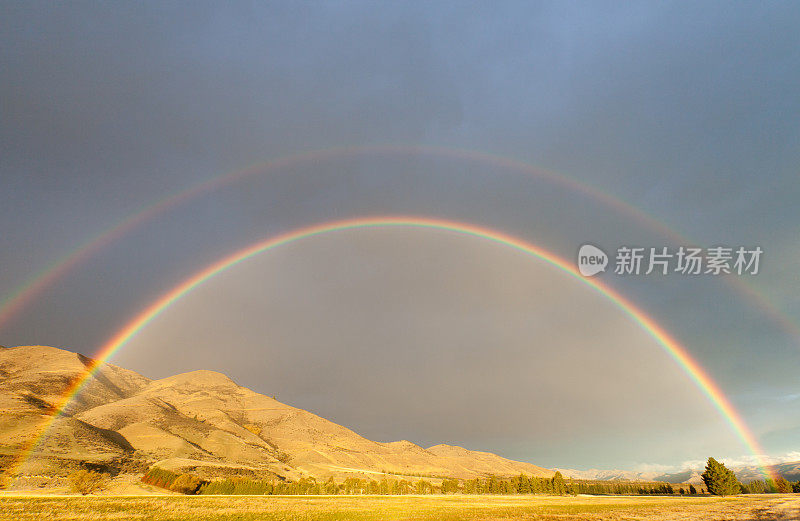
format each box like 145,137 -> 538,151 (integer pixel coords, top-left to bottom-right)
557,462 -> 800,485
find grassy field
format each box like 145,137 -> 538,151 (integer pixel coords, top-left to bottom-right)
1,494 -> 799,521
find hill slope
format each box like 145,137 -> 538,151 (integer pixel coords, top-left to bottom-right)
0,345 -> 553,482
0,345 -> 149,477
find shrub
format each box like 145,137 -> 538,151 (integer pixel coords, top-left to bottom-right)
68,469 -> 107,495
441,478 -> 460,494
141,467 -> 206,494
169,473 -> 203,495
743,480 -> 766,494
775,477 -> 792,493
141,467 -> 181,490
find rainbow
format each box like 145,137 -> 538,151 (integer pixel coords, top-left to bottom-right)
6,216 -> 777,484
2,145 -> 797,346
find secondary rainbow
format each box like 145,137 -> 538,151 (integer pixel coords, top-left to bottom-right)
7,216 -> 777,483
2,144 -> 796,346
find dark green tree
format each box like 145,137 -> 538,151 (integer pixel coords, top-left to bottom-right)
701,457 -> 740,496
551,471 -> 567,495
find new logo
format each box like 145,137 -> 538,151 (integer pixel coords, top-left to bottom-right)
578,244 -> 608,277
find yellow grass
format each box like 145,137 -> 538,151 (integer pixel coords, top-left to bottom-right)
0,494 -> 798,521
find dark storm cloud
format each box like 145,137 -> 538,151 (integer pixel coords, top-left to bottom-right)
1,3 -> 462,168
0,2 -> 462,285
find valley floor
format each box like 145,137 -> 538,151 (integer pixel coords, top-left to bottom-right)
0,494 -> 798,521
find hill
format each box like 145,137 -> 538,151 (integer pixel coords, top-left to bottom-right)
0,345 -> 552,485
733,460 -> 800,483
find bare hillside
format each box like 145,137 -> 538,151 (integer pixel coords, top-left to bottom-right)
0,345 -> 553,483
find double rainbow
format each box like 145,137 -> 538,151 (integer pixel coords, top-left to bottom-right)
1,145 -> 797,346
5,216 -> 778,484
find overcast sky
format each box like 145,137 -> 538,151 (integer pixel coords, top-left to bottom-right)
2,1 -> 799,471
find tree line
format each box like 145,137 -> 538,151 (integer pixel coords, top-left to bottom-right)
141,461 -> 800,497
141,468 -> 573,496
139,468 -> 676,496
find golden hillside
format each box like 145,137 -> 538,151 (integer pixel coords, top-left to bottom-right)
0,345 -> 552,484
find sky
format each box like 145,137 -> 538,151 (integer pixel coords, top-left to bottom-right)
1,1 -> 799,471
